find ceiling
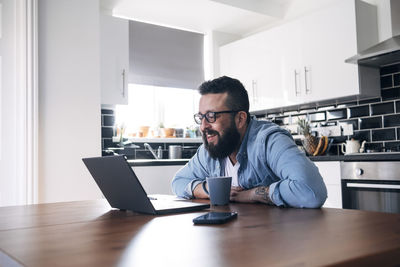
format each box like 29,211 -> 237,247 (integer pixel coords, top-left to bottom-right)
100,0 -> 348,37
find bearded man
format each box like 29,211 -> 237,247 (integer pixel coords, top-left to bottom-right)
171,76 -> 327,208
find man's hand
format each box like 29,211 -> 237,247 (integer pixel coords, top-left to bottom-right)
230,186 -> 274,205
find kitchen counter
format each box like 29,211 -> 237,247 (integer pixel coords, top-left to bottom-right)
310,152 -> 400,161
1,200 -> 400,266
128,159 -> 189,166
128,152 -> 400,166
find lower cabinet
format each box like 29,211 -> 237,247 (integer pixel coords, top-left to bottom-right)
314,161 -> 342,209
132,165 -> 183,195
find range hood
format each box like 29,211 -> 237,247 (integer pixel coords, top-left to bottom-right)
346,0 -> 400,68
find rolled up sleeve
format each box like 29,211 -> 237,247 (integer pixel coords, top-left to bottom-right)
266,133 -> 327,208
171,146 -> 210,199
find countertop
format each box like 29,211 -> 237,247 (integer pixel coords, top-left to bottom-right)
1,200 -> 399,266
128,152 -> 400,167
310,152 -> 400,161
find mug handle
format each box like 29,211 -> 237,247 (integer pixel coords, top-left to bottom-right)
341,143 -> 346,154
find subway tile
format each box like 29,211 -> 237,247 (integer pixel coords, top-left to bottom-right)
101,109 -> 114,115
327,109 -> 347,120
366,142 -> 383,152
102,115 -> 115,127
394,74 -> 400,86
349,105 -> 369,118
103,138 -> 114,148
359,116 -> 382,129
331,136 -> 347,144
339,119 -> 359,130
380,63 -> 400,75
308,112 -> 326,122
327,144 -> 339,156
351,130 -> 371,142
371,128 -> 396,141
397,101 -> 400,113
380,75 -> 393,88
384,114 -> 400,127
358,97 -> 381,105
101,127 -> 114,138
381,87 -> 400,100
370,102 -> 395,115
291,115 -> 307,124
384,141 -> 400,152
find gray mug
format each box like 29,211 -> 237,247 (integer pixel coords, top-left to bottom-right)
206,176 -> 232,206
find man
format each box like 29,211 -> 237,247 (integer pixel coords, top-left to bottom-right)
171,76 -> 327,208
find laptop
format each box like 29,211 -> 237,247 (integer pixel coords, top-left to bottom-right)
82,155 -> 210,215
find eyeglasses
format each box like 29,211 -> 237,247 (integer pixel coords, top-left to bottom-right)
193,110 -> 239,124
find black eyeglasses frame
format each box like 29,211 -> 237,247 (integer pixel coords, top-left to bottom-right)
193,110 -> 240,124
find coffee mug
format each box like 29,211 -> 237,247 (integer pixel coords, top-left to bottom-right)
206,176 -> 232,206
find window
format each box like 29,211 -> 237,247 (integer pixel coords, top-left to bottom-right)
115,84 -> 200,135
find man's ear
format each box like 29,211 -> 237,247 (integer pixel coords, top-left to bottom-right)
236,111 -> 248,129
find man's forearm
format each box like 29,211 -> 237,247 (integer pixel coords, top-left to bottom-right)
253,186 -> 274,205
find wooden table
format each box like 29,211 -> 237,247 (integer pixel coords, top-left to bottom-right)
1,200 -> 400,267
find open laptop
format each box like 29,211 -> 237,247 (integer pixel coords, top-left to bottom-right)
82,155 -> 209,215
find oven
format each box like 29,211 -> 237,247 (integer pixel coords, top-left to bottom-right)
341,161 -> 400,214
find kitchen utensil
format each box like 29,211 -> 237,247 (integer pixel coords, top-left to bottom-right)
169,145 -> 182,159
341,139 -> 361,155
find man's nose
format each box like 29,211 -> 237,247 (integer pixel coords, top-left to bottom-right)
200,117 -> 211,132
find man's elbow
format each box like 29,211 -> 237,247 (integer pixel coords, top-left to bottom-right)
299,183 -> 327,208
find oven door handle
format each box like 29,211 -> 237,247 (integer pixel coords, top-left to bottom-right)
346,183 -> 400,190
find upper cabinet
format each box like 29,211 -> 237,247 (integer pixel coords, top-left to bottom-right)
100,12 -> 129,105
220,0 -> 379,111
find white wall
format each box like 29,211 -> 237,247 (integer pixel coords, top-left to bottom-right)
38,0 -> 102,203
0,0 -> 18,206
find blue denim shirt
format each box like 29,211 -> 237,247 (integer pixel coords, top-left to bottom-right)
171,119 -> 327,208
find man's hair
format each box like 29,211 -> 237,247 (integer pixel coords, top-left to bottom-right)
198,76 -> 250,123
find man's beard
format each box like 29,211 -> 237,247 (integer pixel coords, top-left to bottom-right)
202,119 -> 241,159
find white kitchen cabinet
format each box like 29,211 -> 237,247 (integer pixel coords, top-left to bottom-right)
220,0 -> 379,111
100,12 -> 129,105
132,165 -> 183,195
284,0 -> 378,103
220,30 -> 286,111
314,161 -> 342,209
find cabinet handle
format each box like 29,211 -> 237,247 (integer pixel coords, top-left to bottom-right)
294,70 -> 300,96
122,69 -> 126,98
304,66 -> 311,94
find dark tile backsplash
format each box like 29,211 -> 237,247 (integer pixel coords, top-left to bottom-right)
327,109 -> 347,120
371,128 -> 396,141
381,64 -> 400,75
384,114 -> 400,127
394,74 -> 400,86
381,87 -> 400,100
359,116 -> 382,129
261,62 -> 400,155
380,75 -> 392,88
370,102 -> 395,115
351,130 -> 371,142
348,105 -> 369,118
